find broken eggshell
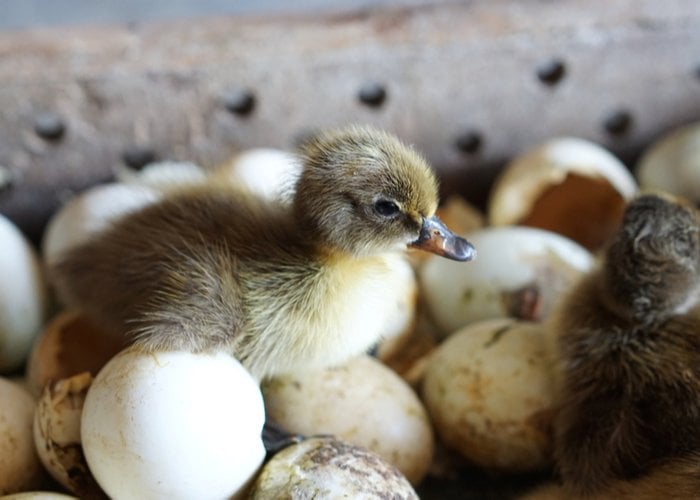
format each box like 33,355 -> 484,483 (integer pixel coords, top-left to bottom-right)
0,213 -> 49,374
249,437 -> 418,500
33,372 -> 103,497
0,377 -> 45,494
115,160 -> 207,190
81,348 -> 266,500
421,318 -> 556,473
487,137 -> 637,251
419,226 -> 593,336
262,355 -> 434,485
26,309 -> 125,397
636,122 -> 700,204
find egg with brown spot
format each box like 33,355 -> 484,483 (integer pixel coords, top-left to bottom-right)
249,437 -> 418,499
421,318 -> 556,472
262,355 -> 434,485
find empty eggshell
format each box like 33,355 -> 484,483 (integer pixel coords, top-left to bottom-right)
249,437 -> 418,500
81,348 -> 266,499
488,137 -> 637,251
419,226 -> 593,336
213,148 -> 302,202
42,182 -> 159,269
262,355 -> 434,485
0,213 -> 49,373
636,122 -> 700,203
26,310 -> 125,397
33,372 -> 103,497
421,318 -> 556,473
0,377 -> 45,494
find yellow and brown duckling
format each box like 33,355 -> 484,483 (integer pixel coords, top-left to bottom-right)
50,125 -> 475,381
548,193 -> 700,497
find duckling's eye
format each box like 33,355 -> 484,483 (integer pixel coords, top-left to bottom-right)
374,199 -> 401,218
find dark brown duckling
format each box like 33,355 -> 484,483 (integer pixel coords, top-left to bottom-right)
548,193 -> 700,496
50,125 -> 475,381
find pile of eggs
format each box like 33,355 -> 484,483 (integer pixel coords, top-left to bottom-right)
0,122 -> 698,498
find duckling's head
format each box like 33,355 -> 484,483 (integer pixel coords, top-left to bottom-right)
294,125 -> 475,260
602,194 -> 700,322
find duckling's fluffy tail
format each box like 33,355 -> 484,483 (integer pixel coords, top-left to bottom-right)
520,453 -> 700,500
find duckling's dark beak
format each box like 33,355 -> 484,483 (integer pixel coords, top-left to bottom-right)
409,216 -> 476,261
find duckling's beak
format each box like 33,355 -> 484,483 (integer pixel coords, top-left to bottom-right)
409,216 -> 476,261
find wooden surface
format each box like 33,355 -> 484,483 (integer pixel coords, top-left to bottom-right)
1,0 -> 699,241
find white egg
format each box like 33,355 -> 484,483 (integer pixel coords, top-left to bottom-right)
419,226 -> 593,336
636,122 -> 700,203
213,148 -> 302,203
262,355 -> 434,485
0,377 -> 45,493
81,348 -> 266,500
421,318 -> 556,472
250,437 -> 418,499
0,214 -> 49,373
488,137 -> 637,251
42,182 -> 159,269
116,160 -> 208,190
0,493 -> 78,499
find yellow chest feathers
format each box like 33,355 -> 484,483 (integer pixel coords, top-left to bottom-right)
239,252 -> 413,379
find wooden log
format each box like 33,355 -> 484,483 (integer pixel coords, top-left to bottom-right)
0,0 -> 699,241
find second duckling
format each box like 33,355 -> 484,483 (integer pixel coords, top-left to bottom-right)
549,193 -> 700,496
51,125 -> 475,380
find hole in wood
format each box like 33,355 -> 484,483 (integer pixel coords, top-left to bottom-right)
0,165 -> 14,195
603,109 -> 633,136
122,146 -> 158,170
223,88 -> 256,116
33,112 -> 66,141
454,131 -> 483,154
536,59 -> 566,86
358,82 -> 387,108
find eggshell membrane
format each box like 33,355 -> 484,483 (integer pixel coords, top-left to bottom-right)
488,137 -> 637,251
250,437 -> 418,500
262,355 -> 434,485
421,318 -> 556,472
33,372 -> 103,497
0,214 -> 49,373
419,226 -> 593,336
42,182 -> 159,268
81,349 -> 266,500
213,148 -> 301,202
0,377 -> 45,494
26,310 -> 125,397
636,122 -> 700,204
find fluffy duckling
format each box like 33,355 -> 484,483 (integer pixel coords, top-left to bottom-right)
549,193 -> 700,496
50,125 -> 474,381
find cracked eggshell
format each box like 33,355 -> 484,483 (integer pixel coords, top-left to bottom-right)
421,318 -> 556,472
419,226 -> 593,336
488,137 -> 637,251
636,122 -> 700,204
42,183 -> 159,269
212,148 -> 302,203
26,310 -> 125,397
0,377 -> 45,494
262,355 -> 433,485
250,437 -> 418,500
33,372 -> 103,497
81,348 -> 266,500
0,214 -> 49,374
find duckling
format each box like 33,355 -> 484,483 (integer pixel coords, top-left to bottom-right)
50,125 -> 475,381
549,193 -> 700,496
